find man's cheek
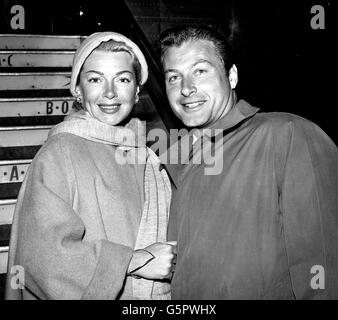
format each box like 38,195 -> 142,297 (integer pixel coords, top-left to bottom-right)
167,94 -> 179,108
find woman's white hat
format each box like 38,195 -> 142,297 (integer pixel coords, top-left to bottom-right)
70,31 -> 148,97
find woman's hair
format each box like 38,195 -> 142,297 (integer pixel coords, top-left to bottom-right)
73,39 -> 142,111
95,39 -> 142,86
76,39 -> 142,86
160,25 -> 234,75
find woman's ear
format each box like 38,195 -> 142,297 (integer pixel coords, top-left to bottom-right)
135,86 -> 140,104
75,86 -> 82,100
75,85 -> 81,94
74,86 -> 83,110
229,64 -> 238,89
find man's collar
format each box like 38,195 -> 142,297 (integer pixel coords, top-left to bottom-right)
187,100 -> 259,146
163,100 -> 259,187
206,99 -> 259,132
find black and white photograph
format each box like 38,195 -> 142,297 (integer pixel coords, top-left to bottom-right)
0,0 -> 337,310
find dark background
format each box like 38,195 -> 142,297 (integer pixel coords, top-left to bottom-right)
1,0 -> 336,142
0,0 -> 336,300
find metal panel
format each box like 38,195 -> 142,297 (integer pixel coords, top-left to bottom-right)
0,146 -> 41,161
0,126 -> 52,147
0,72 -> 71,90
0,249 -> 8,274
0,97 -> 74,117
0,34 -> 84,50
0,183 -> 21,200
0,200 -> 15,226
0,51 -> 75,68
0,160 -> 31,184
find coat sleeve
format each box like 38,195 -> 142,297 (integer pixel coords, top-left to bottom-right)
276,118 -> 338,299
6,138 -> 133,300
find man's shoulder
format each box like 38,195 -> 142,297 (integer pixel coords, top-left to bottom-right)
249,111 -> 337,150
250,111 -> 320,136
254,111 -> 312,127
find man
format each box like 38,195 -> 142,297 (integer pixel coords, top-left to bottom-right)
160,25 -> 338,299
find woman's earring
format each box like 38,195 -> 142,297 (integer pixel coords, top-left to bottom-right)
73,95 -> 83,111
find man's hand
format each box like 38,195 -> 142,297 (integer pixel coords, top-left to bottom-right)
128,241 -> 177,280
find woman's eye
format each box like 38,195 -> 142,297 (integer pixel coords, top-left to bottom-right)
88,77 -> 101,83
118,77 -> 131,83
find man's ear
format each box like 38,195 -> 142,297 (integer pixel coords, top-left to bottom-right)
229,64 -> 238,89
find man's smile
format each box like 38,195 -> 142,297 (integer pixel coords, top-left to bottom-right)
181,100 -> 206,111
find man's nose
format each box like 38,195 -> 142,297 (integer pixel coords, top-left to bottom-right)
104,82 -> 117,99
181,78 -> 196,97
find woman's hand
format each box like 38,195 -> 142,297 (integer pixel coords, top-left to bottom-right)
128,241 -> 177,280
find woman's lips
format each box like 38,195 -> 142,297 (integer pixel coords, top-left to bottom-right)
98,103 -> 121,114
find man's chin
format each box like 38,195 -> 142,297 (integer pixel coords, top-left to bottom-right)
181,116 -> 208,128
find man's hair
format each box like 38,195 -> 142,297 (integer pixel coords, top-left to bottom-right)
160,25 -> 234,74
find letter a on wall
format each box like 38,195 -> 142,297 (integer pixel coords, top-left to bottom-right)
310,265 -> 325,289
10,5 -> 25,30
310,5 -> 325,30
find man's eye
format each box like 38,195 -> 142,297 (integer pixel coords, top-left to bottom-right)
168,75 -> 179,83
195,69 -> 207,75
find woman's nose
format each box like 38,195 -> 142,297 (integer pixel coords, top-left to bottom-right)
104,83 -> 116,99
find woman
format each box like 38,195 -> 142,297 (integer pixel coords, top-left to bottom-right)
5,32 -> 175,300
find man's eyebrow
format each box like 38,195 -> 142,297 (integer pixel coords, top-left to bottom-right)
192,59 -> 211,67
164,59 -> 212,74
164,69 -> 179,75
